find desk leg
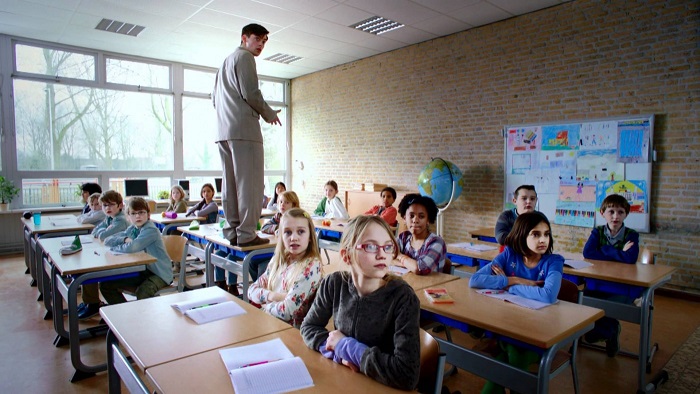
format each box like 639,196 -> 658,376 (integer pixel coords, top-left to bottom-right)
42,256 -> 54,320
52,265 -> 70,347
205,242 -> 214,287
107,329 -> 122,394
29,236 -> 38,286
23,227 -> 31,274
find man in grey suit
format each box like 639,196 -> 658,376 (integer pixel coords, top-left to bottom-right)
213,23 -> 281,247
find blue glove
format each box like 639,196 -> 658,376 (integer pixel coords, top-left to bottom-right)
334,337 -> 368,368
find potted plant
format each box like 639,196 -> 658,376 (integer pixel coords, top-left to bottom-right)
0,176 -> 20,211
157,190 -> 170,200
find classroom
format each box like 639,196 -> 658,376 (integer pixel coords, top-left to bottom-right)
1,0 -> 698,393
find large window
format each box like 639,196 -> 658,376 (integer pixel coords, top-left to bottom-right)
5,38 -> 289,208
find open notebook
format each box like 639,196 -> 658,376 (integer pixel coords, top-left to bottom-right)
171,294 -> 246,324
475,289 -> 556,310
220,338 -> 314,394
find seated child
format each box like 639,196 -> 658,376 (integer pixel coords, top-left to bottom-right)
261,191 -> 299,234
470,211 -> 563,394
266,182 -> 286,211
76,192 -> 105,225
582,194 -> 640,357
495,185 -> 538,245
364,187 -> 398,226
79,182 -> 102,214
248,208 -> 323,328
300,215 -> 420,390
100,197 -> 173,304
313,180 -> 349,219
79,190 -> 128,319
396,193 -> 446,275
186,183 -> 218,224
165,185 -> 188,213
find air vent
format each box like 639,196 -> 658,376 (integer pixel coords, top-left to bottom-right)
95,18 -> 145,37
350,16 -> 404,35
264,53 -> 303,64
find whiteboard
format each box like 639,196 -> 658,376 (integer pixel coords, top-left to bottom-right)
502,115 -> 653,233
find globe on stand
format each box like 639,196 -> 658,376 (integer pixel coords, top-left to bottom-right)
417,158 -> 464,236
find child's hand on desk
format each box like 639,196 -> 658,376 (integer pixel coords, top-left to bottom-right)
124,237 -> 133,244
506,277 -> 543,288
623,240 -> 635,251
325,330 -> 346,350
397,254 -> 417,272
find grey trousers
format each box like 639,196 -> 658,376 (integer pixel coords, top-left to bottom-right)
218,139 -> 264,244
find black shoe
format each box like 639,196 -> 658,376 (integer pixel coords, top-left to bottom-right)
77,303 -> 101,320
226,284 -> 240,297
237,236 -> 270,248
76,303 -> 87,314
606,322 -> 621,357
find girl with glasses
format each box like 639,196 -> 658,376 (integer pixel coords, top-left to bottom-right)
301,215 -> 420,391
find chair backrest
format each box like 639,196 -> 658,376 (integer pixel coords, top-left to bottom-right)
162,235 -> 187,263
557,278 -> 580,304
442,257 -> 452,275
417,328 -> 445,394
147,199 -> 157,214
639,246 -> 654,265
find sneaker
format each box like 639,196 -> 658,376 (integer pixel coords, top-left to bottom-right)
76,303 -> 87,314
606,322 -> 622,357
59,235 -> 83,255
237,236 -> 270,248
77,303 -> 101,320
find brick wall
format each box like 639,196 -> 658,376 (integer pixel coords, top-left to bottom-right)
290,0 -> 700,293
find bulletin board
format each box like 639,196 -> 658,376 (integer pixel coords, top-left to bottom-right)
502,115 -> 654,233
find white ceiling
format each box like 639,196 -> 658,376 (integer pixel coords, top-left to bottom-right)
0,0 -> 571,79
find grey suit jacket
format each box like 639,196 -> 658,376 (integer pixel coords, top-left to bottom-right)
212,47 -> 278,143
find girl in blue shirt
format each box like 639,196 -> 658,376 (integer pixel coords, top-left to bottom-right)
469,211 -> 564,394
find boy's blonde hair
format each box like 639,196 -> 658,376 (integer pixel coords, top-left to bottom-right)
265,208 -> 322,291
127,197 -> 150,214
170,185 -> 186,204
279,191 -> 300,208
88,192 -> 101,203
99,190 -> 124,206
339,215 -> 399,280
600,194 -> 631,215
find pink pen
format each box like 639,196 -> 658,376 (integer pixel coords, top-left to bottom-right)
239,359 -> 280,368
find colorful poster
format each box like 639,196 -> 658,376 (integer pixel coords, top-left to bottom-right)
596,180 -> 648,213
617,120 -> 650,163
507,126 -> 541,152
554,202 -> 596,227
576,149 -> 625,181
579,121 -> 617,150
540,150 -> 576,181
559,180 -> 596,203
541,124 -> 580,151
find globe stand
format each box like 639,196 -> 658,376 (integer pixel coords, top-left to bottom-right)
436,180 -> 457,238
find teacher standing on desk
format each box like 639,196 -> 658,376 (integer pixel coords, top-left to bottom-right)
213,23 -> 281,247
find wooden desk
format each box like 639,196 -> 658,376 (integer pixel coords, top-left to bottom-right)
469,227 -> 497,243
560,252 -> 675,393
149,213 -> 204,234
145,327 -> 405,394
177,224 -> 276,301
446,240 -> 500,272
21,214 -> 93,294
39,235 -> 154,382
400,271 -> 458,291
217,206 -> 277,218
100,287 -> 290,371
419,278 -> 603,393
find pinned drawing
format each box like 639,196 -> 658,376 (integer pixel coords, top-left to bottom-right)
596,180 -> 647,213
507,126 -> 541,152
540,150 -> 576,181
618,119 -> 650,163
525,169 -> 559,194
559,180 -> 596,203
579,121 -> 617,150
576,149 -> 625,181
509,151 -> 538,175
541,124 -> 580,151
554,202 -> 596,227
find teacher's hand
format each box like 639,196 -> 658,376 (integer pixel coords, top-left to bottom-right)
267,110 -> 282,126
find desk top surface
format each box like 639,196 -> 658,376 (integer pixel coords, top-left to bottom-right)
446,240 -> 500,261
178,223 -> 277,251
38,236 -> 155,275
400,271 -> 459,291
419,278 -> 604,349
470,227 -> 496,238
145,327 -> 405,394
313,219 -> 349,232
22,214 -> 94,234
100,287 -> 290,370
149,213 -> 204,224
561,252 -> 676,287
